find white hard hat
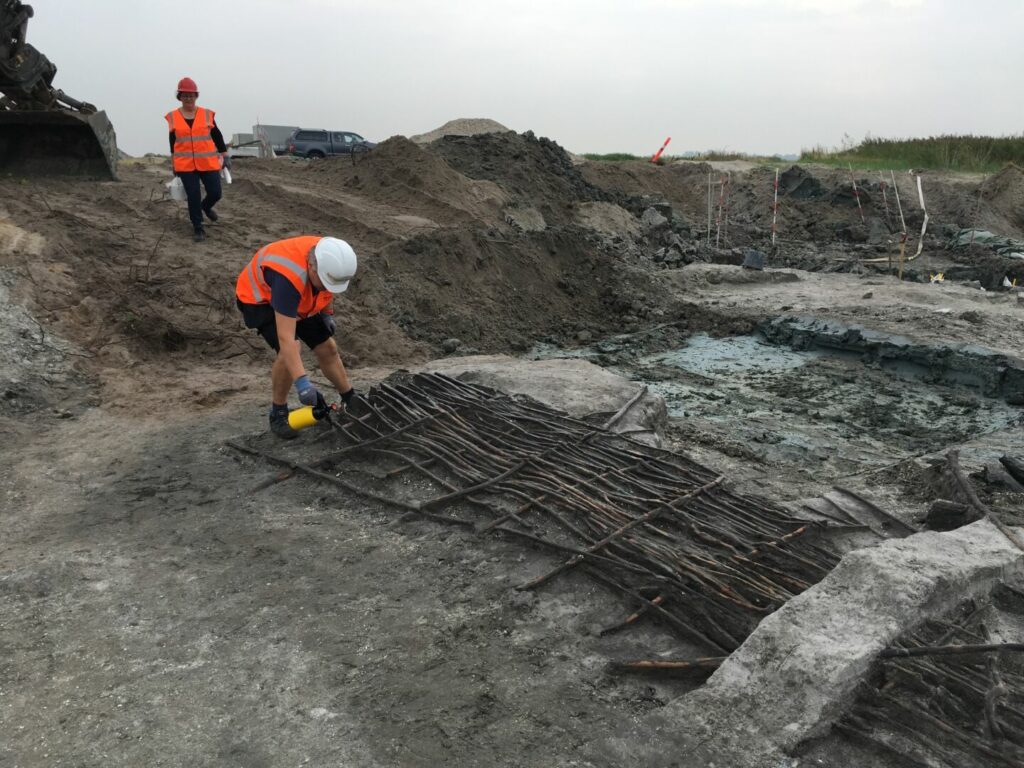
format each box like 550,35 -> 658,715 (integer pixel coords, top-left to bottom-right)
314,237 -> 358,293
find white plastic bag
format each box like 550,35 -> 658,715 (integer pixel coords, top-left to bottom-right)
221,166 -> 232,184
166,176 -> 186,201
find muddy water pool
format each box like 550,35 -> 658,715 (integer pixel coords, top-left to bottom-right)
533,332 -> 1022,476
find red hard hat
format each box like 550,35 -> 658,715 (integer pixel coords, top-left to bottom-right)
176,77 -> 198,94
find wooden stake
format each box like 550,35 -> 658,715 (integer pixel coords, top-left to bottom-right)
879,171 -> 892,229
706,172 -> 713,246
771,169 -> 780,247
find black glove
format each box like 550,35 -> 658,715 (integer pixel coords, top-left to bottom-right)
294,375 -> 320,407
321,313 -> 336,336
340,387 -> 356,408
313,391 -> 330,419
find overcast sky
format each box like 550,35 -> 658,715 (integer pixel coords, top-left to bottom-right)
27,0 -> 1024,157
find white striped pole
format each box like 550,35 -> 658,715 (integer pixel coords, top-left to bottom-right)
650,137 -> 672,164
723,173 -> 731,246
913,173 -> 929,259
771,169 -> 780,246
890,170 -> 906,235
715,175 -> 725,248
848,163 -> 865,224
891,170 -> 907,279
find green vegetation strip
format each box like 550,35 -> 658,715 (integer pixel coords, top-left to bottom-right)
801,134 -> 1024,173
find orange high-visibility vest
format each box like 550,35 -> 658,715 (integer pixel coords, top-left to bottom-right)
235,236 -> 334,318
165,107 -> 221,172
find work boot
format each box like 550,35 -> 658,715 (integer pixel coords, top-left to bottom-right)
193,226 -> 206,242
269,409 -> 299,440
204,208 -> 219,223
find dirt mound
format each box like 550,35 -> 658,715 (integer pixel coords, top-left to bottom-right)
0,144 -> 672,382
980,163 -> 1024,232
0,166 -> 427,374
409,117 -> 512,145
779,165 -> 826,199
1,145 -> 1014,405
579,159 -> 715,225
300,136 -> 508,228
367,225 -> 676,352
573,201 -> 641,237
430,131 -> 616,226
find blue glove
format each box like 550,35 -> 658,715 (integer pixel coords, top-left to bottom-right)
294,375 -> 320,406
321,313 -> 336,336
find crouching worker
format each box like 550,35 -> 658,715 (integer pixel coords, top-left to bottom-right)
236,235 -> 358,439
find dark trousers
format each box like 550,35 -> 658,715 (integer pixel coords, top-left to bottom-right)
236,300 -> 334,352
177,170 -> 222,230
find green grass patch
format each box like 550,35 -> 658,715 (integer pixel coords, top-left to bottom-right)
688,149 -> 788,163
583,150 -> 787,165
800,134 -> 1024,173
582,153 -> 644,162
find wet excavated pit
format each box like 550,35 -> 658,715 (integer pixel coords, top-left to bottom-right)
534,319 -> 1023,481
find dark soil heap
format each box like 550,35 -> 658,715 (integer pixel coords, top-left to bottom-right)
429,130 -> 615,226
579,159 -> 714,221
779,165 -> 826,199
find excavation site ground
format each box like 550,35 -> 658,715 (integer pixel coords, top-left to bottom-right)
1,126 -> 1023,768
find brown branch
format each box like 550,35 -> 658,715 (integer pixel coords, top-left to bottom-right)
880,643 -> 1024,659
609,656 -> 725,674
946,450 -> 1024,552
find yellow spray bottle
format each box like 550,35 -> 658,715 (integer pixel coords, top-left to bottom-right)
287,402 -> 334,431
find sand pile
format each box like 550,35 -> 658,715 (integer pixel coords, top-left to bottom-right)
979,163 -> 1024,234
409,118 -> 512,145
302,136 -> 508,227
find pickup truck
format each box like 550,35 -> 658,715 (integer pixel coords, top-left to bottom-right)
286,129 -> 375,159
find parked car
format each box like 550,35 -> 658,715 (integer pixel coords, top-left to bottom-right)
286,129 -> 376,159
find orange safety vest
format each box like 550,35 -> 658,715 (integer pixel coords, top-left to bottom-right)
165,107 -> 221,172
235,236 -> 334,319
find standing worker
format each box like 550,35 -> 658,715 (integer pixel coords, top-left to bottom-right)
236,235 -> 359,439
166,76 -> 226,242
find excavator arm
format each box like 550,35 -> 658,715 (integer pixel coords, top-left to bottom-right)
0,2 -> 117,178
